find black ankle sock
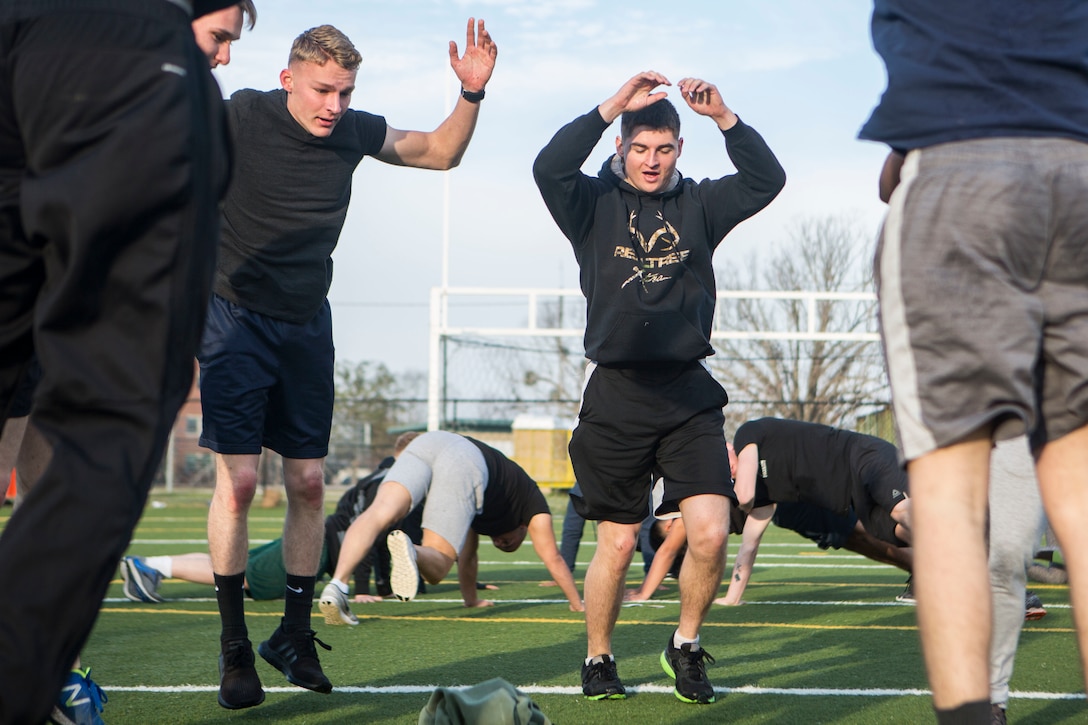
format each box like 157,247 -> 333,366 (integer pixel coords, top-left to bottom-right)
935,700 -> 991,725
214,572 -> 248,643
283,573 -> 315,632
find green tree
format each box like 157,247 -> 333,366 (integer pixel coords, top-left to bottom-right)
329,360 -> 422,478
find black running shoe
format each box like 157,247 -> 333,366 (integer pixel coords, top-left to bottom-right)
581,655 -> 626,700
258,624 -> 332,694
895,576 -> 915,604
660,638 -> 717,704
218,638 -> 265,710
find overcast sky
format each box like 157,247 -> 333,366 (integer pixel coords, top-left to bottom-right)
210,0 -> 891,376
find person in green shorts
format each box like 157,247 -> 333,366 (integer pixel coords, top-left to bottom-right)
120,433 -> 421,605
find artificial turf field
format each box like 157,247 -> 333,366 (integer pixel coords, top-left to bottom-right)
7,489 -> 1084,724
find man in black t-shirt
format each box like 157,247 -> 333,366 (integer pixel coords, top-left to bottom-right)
732,418 -> 912,547
199,22 -> 498,710
716,498 -> 914,606
727,418 -> 913,610
318,431 -> 583,626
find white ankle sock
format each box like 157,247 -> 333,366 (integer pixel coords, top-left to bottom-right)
331,578 -> 350,595
673,631 -> 699,650
144,556 -> 172,578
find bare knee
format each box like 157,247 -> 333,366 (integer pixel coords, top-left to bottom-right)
217,466 -> 259,514
687,522 -> 728,560
421,550 -> 455,584
595,527 -> 638,571
285,464 -> 325,509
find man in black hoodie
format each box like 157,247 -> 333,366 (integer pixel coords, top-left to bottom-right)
533,71 -> 785,706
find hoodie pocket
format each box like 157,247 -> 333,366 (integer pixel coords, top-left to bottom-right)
595,310 -> 713,364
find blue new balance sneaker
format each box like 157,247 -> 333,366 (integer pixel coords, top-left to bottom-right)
120,556 -> 163,603
49,668 -> 107,725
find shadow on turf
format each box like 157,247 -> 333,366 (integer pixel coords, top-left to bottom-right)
194,694 -> 427,724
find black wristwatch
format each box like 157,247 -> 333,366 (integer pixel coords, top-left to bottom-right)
461,87 -> 485,103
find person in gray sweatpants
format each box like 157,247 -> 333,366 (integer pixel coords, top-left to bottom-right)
987,437 -> 1047,723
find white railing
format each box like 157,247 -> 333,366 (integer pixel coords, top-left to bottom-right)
427,287 -> 879,430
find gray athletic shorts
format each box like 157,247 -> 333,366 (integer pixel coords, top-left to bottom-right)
382,430 -> 487,553
877,136 -> 1088,460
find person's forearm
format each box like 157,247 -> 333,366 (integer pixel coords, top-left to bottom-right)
424,99 -> 483,170
532,109 -> 610,244
721,121 -> 787,201
597,98 -> 626,124
698,122 -> 788,243
878,150 -> 905,203
720,545 -> 757,604
533,109 -> 609,185
710,108 -> 739,132
634,544 -> 678,599
458,553 -> 480,606
543,554 -> 582,609
845,531 -> 913,573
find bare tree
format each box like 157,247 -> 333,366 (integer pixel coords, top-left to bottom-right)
711,215 -> 888,429
516,298 -> 585,420
328,360 -> 424,478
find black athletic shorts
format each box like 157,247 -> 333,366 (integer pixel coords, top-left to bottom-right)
197,294 -> 335,458
568,360 -> 735,524
773,501 -> 857,550
852,447 -> 909,546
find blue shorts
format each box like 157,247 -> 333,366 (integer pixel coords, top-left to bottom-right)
197,294 -> 334,458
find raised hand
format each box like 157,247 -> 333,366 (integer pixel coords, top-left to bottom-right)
599,70 -> 671,123
676,77 -> 737,130
449,17 -> 497,93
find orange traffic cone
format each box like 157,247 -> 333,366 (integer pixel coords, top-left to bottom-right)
4,470 -> 14,502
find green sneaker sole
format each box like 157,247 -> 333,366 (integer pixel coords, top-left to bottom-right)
672,689 -> 716,704
660,650 -> 676,679
660,650 -> 716,704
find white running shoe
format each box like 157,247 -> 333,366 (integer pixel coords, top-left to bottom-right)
388,530 -> 420,601
318,583 -> 358,626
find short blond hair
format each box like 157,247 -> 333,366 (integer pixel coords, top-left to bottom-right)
289,25 -> 361,71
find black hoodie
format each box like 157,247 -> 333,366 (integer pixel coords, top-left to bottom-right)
533,108 -> 785,365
